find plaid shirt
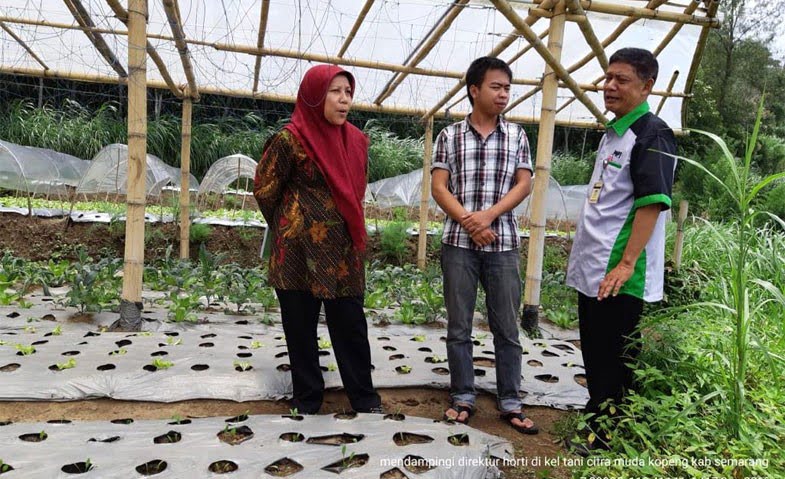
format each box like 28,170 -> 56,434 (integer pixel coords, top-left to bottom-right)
431,116 -> 532,252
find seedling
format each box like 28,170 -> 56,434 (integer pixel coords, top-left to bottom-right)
317,337 -> 332,350
109,348 -> 127,356
233,360 -> 252,371
399,365 -> 412,374
14,344 -> 35,355
139,331 -> 153,337
327,362 -> 338,372
51,325 -> 62,336
411,335 -> 426,342
166,336 -> 182,346
57,358 -> 77,370
250,340 -> 264,349
23,325 -> 35,334
150,358 -> 173,370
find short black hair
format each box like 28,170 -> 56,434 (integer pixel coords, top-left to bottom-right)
465,57 -> 512,106
608,48 -> 658,83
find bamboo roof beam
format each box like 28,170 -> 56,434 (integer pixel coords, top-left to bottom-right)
565,0 -> 608,71
0,64 -> 610,129
655,70 -> 679,115
531,0 -> 719,27
251,0 -> 270,93
491,0 -> 607,123
105,0 -> 181,98
162,0 -> 199,100
653,0 -> 700,56
683,1 -> 719,126
337,0 -> 375,58
0,21 -> 48,70
374,0 -> 469,105
421,0 -> 558,121
63,0 -> 126,77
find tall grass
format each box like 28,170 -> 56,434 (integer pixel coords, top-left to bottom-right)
364,119 -> 424,182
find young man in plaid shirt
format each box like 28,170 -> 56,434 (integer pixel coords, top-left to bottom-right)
431,57 -> 537,434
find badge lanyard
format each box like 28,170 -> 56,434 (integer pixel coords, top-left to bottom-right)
588,154 -> 615,204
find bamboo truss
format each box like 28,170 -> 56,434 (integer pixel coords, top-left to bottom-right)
62,0 -> 127,78
532,0 -> 719,27
417,117 -> 434,270
337,0 -> 375,58
683,1 -> 719,126
251,0 -> 270,93
105,0 -> 181,98
0,21 -> 48,70
162,0 -> 198,100
656,70 -> 679,115
566,0 -> 608,71
374,0 -> 469,105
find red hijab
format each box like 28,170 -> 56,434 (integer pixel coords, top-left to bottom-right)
284,65 -> 369,252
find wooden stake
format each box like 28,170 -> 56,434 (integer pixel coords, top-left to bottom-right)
673,200 -> 688,271
179,97 -> 192,259
118,0 -> 147,331
522,0 -> 567,333
417,117 -> 434,270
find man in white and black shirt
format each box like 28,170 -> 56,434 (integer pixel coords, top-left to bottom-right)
431,57 -> 537,434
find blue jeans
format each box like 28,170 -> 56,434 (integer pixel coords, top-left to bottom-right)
441,244 -> 523,413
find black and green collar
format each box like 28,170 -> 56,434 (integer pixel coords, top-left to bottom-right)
607,101 -> 650,136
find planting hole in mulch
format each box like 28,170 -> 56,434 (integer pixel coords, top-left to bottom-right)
535,374 -> 559,383
1,363 -> 21,372
264,457 -> 303,477
208,460 -> 238,474
217,425 -> 254,445
236,352 -> 252,358
392,432 -> 433,446
282,413 -> 304,421
115,340 -> 132,347
143,365 -> 159,372
153,430 -> 182,444
191,364 -> 210,371
424,356 -> 446,364
201,333 -> 217,338
15,349 -> 35,356
380,467 -> 410,479
553,344 -> 575,352
378,337 -> 390,341
136,460 -> 167,476
19,431 -> 47,442
0,421 -> 11,426
574,374 -> 587,387
417,347 -> 432,352
238,345 -> 248,350
279,432 -> 304,442
88,436 -> 120,443
383,346 -> 397,351
167,418 -> 191,425
542,350 -> 559,357
237,335 -> 252,339
307,432 -> 364,446
47,419 -> 71,424
96,364 -> 116,371
318,350 -> 330,356
0,463 -> 13,475
61,351 -> 80,356
6,312 -> 19,318
234,364 -> 252,372
32,340 -> 48,345
333,411 -> 357,420
395,365 -> 412,374
199,342 -> 214,347
432,367 -> 449,375
473,368 -> 486,377
403,455 -> 435,474
84,332 -> 101,337
111,418 -> 133,425
235,320 -> 249,325
61,461 -> 93,474
527,360 -> 544,367
277,364 -> 291,372
150,351 -> 168,357
384,413 -> 405,421
389,354 -> 405,360
473,357 -> 495,368
448,433 -> 470,446
275,352 -> 288,358
322,453 -> 369,474
225,414 -> 248,423
164,332 -> 179,337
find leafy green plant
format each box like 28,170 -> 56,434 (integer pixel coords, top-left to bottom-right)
379,221 -> 410,265
150,358 -> 173,370
14,344 -> 35,356
56,358 -> 77,370
189,223 -> 212,244
233,360 -> 252,371
317,337 -> 332,350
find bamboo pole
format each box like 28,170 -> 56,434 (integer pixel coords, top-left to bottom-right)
491,0 -> 607,124
565,0 -> 608,71
531,0 -> 719,27
673,199 -> 688,271
417,117 -> 434,270
522,0 -> 567,334
337,0 -> 376,57
655,70 -> 679,115
375,0 -> 469,105
106,0 -> 181,98
162,0 -> 198,100
0,21 -> 48,69
251,0 -> 271,93
116,0 -> 147,332
682,1 -> 719,127
179,97 -> 192,259
62,0 -> 127,77
653,1 -> 700,56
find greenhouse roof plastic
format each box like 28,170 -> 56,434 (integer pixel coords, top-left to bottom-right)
0,0 -> 719,131
198,154 -> 257,196
0,139 -> 89,195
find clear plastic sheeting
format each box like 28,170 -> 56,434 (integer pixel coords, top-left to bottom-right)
367,168 -> 587,221
0,413 -> 510,479
0,139 -> 89,195
198,154 -> 257,196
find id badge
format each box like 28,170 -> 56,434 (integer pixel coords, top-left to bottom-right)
588,181 -> 603,203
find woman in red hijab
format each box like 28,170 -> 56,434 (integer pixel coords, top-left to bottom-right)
254,65 -> 381,415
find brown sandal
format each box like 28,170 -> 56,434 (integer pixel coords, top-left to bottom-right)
443,403 -> 474,425
500,411 -> 539,435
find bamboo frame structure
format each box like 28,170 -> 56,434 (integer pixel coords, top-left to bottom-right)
655,70 -> 679,115
251,0 -> 270,93
683,1 -> 719,127
105,0 -> 181,98
179,97 -> 193,259
162,0 -> 199,100
491,0 -> 608,124
566,0 -> 608,71
117,0 -> 147,331
653,1 -> 700,57
521,0 -> 567,332
417,117 -> 434,270
374,0 -> 469,105
673,200 -> 688,271
531,0 -> 719,27
62,0 -> 127,78
337,0 -> 375,58
0,21 -> 48,69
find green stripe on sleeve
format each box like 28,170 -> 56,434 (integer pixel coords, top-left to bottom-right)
633,193 -> 671,210
606,208 -> 647,299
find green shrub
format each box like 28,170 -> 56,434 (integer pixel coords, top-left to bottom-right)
763,181 -> 785,219
550,151 -> 593,185
189,223 -> 212,244
379,221 -> 410,265
365,121 -> 423,182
